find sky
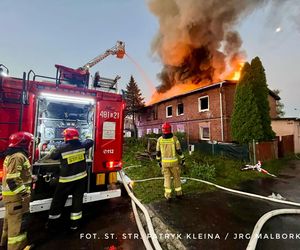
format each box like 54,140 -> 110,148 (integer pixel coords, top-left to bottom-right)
0,0 -> 299,117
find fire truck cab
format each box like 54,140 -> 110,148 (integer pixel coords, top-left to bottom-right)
0,63 -> 125,213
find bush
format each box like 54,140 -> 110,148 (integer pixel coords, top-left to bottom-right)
190,162 -> 216,181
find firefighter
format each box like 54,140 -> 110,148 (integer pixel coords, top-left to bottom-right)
156,122 -> 185,200
0,131 -> 34,250
46,127 -> 93,231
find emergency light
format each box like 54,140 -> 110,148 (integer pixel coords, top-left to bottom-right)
40,92 -> 95,104
105,161 -> 122,169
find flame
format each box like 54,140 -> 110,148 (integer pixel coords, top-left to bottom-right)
232,71 -> 241,81
226,62 -> 245,81
147,80 -> 210,105
148,60 -> 245,105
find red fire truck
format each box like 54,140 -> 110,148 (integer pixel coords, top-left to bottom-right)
0,41 -> 126,213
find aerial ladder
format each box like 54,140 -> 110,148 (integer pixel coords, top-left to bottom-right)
55,41 -> 125,90
80,40 -> 125,70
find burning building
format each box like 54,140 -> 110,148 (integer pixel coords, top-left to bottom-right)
137,0 -> 286,141
137,80 -> 280,142
146,0 -> 293,104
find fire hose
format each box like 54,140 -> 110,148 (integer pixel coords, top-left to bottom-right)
241,161 -> 277,178
119,170 -> 162,250
123,166 -> 300,250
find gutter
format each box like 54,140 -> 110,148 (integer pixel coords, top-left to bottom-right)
219,82 -> 224,141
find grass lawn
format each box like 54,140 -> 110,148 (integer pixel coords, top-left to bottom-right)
122,139 -> 291,203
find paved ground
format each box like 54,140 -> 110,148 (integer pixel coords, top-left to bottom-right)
1,160 -> 300,250
0,196 -> 145,250
150,159 -> 300,250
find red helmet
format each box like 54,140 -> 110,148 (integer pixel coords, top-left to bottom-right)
62,128 -> 79,141
162,122 -> 171,134
8,132 -> 34,150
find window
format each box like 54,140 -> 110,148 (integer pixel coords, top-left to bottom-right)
177,124 -> 185,133
198,96 -> 209,112
166,105 -> 172,118
146,128 -> 152,134
200,126 -> 210,140
177,103 -> 184,116
153,128 -> 160,134
138,130 -> 143,138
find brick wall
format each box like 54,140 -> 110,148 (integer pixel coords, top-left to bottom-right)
268,95 -> 278,119
138,85 -> 226,142
138,81 -> 278,142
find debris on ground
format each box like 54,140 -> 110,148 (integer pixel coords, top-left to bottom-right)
268,192 -> 286,200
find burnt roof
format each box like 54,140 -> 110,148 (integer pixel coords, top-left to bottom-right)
148,80 -> 280,106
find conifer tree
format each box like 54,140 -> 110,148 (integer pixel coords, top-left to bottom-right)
231,63 -> 264,143
124,75 -> 144,137
250,57 -> 275,139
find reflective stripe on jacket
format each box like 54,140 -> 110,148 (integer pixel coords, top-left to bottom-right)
49,139 -> 93,182
59,171 -> 87,183
2,152 -> 32,197
156,136 -> 181,163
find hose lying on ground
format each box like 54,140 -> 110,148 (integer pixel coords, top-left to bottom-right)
123,166 -> 300,249
131,199 -> 153,250
119,170 -> 162,250
246,209 -> 300,250
132,176 -> 300,207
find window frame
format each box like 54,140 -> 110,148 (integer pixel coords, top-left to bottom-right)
153,128 -> 160,134
166,105 -> 173,118
176,103 -> 184,116
198,95 -> 209,112
199,126 -> 210,140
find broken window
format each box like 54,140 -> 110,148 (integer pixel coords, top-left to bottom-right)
199,96 -> 209,111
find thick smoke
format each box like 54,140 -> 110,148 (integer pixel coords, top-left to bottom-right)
148,0 -> 270,93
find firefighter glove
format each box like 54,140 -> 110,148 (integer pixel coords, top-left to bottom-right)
157,161 -> 162,168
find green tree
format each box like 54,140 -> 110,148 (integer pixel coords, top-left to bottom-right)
250,57 -> 275,139
231,63 -> 264,143
124,75 -> 145,138
272,89 -> 285,117
231,57 -> 276,143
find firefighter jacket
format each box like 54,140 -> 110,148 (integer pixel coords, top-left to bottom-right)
2,151 -> 32,199
49,139 -> 93,183
156,134 -> 185,164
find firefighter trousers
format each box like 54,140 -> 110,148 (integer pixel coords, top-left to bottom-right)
162,162 -> 182,199
1,194 -> 30,250
48,177 -> 86,229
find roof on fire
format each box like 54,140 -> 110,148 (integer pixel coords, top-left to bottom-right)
147,80 -> 280,106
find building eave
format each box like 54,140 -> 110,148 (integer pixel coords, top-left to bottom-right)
147,79 -> 280,106
147,80 -> 234,106
272,117 -> 299,121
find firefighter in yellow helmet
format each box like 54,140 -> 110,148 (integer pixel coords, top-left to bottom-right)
1,131 -> 34,250
156,123 -> 185,200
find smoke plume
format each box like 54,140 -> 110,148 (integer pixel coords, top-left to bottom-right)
148,0 -> 270,93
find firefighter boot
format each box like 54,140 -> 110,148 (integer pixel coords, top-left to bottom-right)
23,244 -> 35,250
175,189 -> 183,199
70,219 -> 80,231
164,188 -> 172,201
